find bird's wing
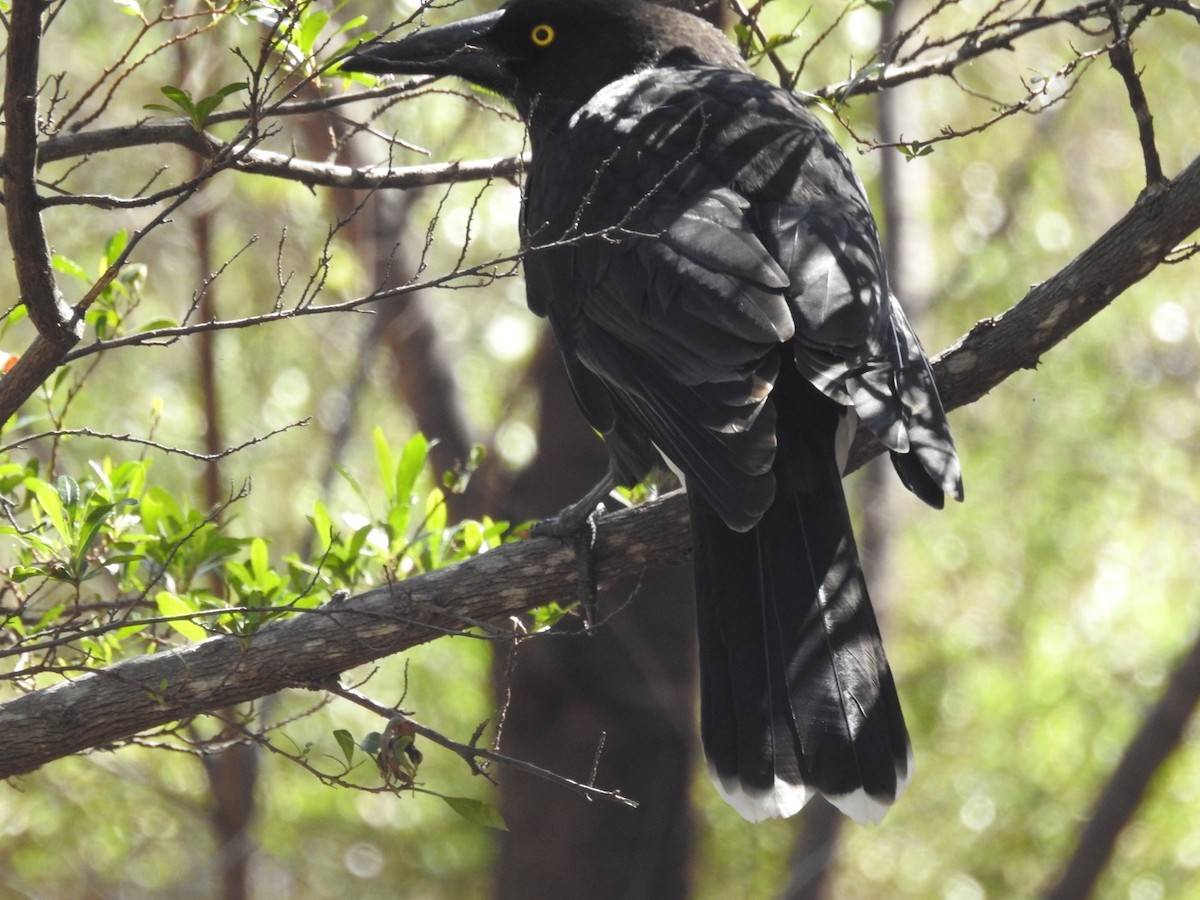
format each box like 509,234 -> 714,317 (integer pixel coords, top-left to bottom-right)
527,156 -> 795,529
524,67 -> 960,526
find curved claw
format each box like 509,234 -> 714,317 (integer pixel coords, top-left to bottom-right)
532,473 -> 617,629
533,500 -> 604,629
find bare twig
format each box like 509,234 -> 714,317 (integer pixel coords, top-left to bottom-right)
327,683 -> 639,808
0,419 -> 308,459
1105,1 -> 1165,191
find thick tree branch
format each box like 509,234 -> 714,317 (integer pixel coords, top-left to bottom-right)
3,1 -> 76,343
935,153 -> 1200,403
0,495 -> 691,779
1,150 -> 1199,780
1,0 -> 83,424
37,117 -> 528,194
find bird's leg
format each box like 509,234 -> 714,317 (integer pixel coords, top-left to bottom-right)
531,470 -> 618,630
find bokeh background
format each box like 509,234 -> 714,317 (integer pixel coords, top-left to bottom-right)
2,1 -> 1198,897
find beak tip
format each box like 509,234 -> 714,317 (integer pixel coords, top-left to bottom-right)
334,9 -> 506,81
338,52 -> 391,75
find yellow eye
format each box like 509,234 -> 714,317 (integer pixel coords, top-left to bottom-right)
530,23 -> 555,47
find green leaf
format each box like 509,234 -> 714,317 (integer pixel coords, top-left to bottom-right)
10,564 -> 50,583
528,601 -> 571,632
76,498 -> 136,561
224,560 -> 253,588
424,488 -> 447,534
137,317 -> 179,333
459,520 -> 483,555
360,732 -> 382,755
372,426 -> 395,503
155,591 -> 209,642
55,474 -> 81,514
193,81 -> 249,125
336,15 -> 369,36
309,499 -> 334,552
139,486 -> 184,536
441,796 -> 508,831
899,139 -> 935,161
0,302 -> 28,337
395,432 -> 429,505
344,523 -> 373,560
114,622 -> 150,641
333,728 -> 357,767
298,9 -> 330,55
103,231 -> 129,268
250,536 -> 270,580
335,464 -> 370,510
53,253 -> 90,283
117,262 -> 147,293
158,85 -> 196,119
27,477 -> 70,542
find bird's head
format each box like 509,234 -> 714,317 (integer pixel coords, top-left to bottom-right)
342,0 -> 743,133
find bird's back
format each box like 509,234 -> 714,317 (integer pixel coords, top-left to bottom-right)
523,65 -> 960,526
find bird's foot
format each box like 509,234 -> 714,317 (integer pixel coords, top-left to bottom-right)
531,480 -> 614,630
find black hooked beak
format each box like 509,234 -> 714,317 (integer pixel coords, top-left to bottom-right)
340,10 -> 512,95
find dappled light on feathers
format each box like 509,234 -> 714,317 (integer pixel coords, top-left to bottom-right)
342,0 -> 962,822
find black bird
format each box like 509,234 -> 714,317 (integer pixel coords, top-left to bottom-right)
343,0 -> 962,823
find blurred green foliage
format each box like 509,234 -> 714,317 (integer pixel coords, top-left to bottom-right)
0,0 -> 1198,898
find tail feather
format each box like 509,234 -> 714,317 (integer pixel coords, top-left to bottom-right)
691,381 -> 911,823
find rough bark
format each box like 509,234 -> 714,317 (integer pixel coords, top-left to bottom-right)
0,491 -> 692,779
0,0 -> 82,425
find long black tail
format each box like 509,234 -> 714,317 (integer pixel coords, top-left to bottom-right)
691,383 -> 911,823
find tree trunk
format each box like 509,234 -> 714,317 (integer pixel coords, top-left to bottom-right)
491,339 -> 698,899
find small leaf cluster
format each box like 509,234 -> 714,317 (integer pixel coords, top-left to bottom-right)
336,722 -> 507,831
240,0 -> 374,79
53,230 -> 153,340
732,22 -> 798,68
144,81 -> 249,131
306,429 -> 505,588
0,430 -> 504,674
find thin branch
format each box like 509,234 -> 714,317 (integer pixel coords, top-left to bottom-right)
812,0 -> 1143,101
37,115 -> 527,198
56,248 -> 520,362
0,419 -> 309,459
831,49 -> 1099,157
327,683 -> 639,809
1105,0 -> 1165,191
